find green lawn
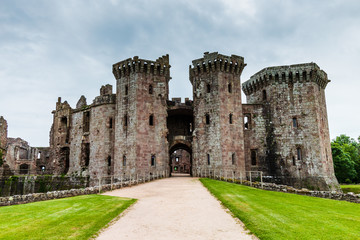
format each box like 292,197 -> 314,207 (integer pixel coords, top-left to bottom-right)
341,184 -> 360,194
201,178 -> 360,240
0,194 -> 136,240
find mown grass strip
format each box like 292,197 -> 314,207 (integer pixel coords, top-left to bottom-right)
201,178 -> 360,240
0,194 -> 136,240
341,184 -> 360,194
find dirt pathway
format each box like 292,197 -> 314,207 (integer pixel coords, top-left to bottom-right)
96,174 -> 257,240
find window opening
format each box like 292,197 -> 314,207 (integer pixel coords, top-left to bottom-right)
292,117 -> 298,128
151,155 -> 156,166
262,90 -> 267,101
244,115 -> 251,130
207,154 -> 210,165
292,156 -> 296,166
149,114 -> 154,126
207,84 -> 211,93
229,113 -> 233,124
109,118 -> 113,129
149,84 -> 153,94
123,155 -> 126,166
297,147 -> 302,160
125,85 -> 128,95
205,114 -> 210,125
228,83 -> 232,93
107,156 -> 111,167
83,111 -> 90,132
251,150 -> 257,165
124,115 -> 128,127
232,153 -> 235,165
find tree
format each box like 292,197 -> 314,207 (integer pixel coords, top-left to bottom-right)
331,135 -> 360,183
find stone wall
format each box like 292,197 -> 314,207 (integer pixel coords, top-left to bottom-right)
0,174 -> 166,206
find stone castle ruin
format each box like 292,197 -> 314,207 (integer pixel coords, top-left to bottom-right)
0,52 -> 340,191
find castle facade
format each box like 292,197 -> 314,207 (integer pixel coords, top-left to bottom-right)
43,52 -> 339,190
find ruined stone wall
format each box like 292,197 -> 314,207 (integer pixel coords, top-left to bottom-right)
190,52 -> 246,176
242,63 -> 339,190
51,86 -> 116,178
113,55 -> 170,177
0,116 -> 7,151
5,138 -> 36,174
0,117 -> 8,174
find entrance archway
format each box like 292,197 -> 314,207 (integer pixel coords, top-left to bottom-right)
169,143 -> 192,176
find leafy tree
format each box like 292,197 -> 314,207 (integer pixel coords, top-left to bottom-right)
331,135 -> 360,183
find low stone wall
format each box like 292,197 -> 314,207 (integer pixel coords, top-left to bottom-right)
0,179 -> 141,206
218,178 -> 360,204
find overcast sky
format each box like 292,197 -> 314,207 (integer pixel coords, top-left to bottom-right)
0,0 -> 359,147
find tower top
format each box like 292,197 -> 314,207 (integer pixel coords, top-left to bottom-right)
242,62 -> 330,96
112,54 -> 170,80
189,52 -> 246,83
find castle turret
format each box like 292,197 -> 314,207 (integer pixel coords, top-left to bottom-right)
190,52 -> 246,177
112,55 -> 170,177
242,63 -> 339,190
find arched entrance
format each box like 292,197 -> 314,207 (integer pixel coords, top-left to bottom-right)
169,142 -> 192,176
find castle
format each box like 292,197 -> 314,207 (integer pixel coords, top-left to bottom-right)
1,52 -> 340,190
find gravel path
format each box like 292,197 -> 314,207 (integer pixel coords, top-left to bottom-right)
96,174 -> 257,240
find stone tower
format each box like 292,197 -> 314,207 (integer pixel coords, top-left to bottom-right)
242,63 -> 339,190
112,55 -> 170,177
190,52 -> 246,176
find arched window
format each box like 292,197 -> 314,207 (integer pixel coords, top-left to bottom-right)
20,164 -> 29,175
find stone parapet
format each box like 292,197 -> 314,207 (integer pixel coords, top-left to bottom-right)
242,62 -> 330,95
189,52 -> 246,82
112,55 -> 170,79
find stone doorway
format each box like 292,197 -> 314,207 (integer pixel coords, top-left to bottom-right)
169,144 -> 192,176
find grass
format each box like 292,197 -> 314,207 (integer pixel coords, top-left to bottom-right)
341,184 -> 360,194
0,194 -> 136,240
200,178 -> 360,240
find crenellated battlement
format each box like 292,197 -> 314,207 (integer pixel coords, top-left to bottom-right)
242,62 -> 330,96
112,55 -> 171,80
189,52 -> 246,82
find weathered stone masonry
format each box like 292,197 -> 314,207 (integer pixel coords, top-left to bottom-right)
33,52 -> 340,191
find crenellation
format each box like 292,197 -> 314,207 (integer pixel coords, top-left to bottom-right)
242,63 -> 330,96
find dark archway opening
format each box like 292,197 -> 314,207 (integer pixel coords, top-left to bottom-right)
169,143 -> 192,177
